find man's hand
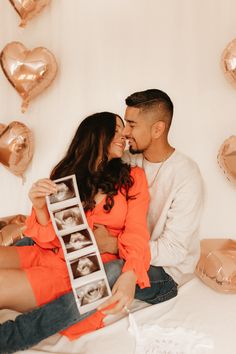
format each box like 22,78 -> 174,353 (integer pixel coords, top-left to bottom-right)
97,271 -> 137,315
93,224 -> 118,254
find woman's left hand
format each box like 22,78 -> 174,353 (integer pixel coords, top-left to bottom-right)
97,271 -> 137,315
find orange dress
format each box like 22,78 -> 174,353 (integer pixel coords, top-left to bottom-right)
17,166 -> 151,339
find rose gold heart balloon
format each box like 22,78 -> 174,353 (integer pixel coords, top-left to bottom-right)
9,0 -> 51,27
221,38 -> 236,88
196,239 -> 236,293
0,121 -> 34,177
0,214 -> 27,246
0,124 -> 5,134
217,136 -> 236,184
0,42 -> 58,112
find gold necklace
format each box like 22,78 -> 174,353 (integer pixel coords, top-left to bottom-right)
142,150 -> 174,188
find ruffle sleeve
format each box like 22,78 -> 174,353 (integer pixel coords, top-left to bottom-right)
24,208 -> 59,248
118,167 -> 151,289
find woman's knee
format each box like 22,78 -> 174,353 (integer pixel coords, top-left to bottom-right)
104,259 -> 124,288
0,271 -> 12,308
0,269 -> 36,311
151,279 -> 177,304
0,246 -> 20,269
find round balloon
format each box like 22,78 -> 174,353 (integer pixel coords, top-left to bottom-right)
9,0 -> 51,27
0,41 -> 58,112
221,38 -> 236,88
217,135 -> 236,184
0,121 -> 34,177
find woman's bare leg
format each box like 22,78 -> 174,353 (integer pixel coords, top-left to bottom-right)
0,246 -> 21,269
0,269 -> 37,312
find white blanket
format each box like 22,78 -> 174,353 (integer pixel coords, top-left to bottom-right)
1,277 -> 235,354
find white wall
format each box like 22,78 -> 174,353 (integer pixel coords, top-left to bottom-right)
0,0 -> 236,238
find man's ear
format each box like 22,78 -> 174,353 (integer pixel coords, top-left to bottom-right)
151,120 -> 166,139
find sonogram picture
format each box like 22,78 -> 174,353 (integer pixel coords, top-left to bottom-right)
46,175 -> 111,314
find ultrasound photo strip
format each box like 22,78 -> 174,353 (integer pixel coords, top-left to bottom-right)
74,276 -> 110,313
46,174 -> 112,314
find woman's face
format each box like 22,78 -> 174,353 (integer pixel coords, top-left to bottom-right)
107,116 -> 126,160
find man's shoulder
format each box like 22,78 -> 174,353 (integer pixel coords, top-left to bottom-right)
170,151 -> 203,185
171,150 -> 200,171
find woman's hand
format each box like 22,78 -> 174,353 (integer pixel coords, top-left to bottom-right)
29,179 -> 57,210
97,270 -> 137,315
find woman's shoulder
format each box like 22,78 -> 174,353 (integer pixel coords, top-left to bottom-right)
129,167 -> 149,197
130,166 -> 147,182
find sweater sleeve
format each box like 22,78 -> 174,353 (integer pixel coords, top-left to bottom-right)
118,167 -> 151,289
150,164 -> 203,270
24,208 -> 58,248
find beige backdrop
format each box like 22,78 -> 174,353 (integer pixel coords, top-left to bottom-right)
0,0 -> 236,239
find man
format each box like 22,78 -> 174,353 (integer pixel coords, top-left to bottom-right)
127,89 -> 203,280
0,89 -> 203,353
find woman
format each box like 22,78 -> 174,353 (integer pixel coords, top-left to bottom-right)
0,112 -> 150,340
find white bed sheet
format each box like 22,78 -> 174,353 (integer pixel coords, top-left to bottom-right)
1,277 -> 235,354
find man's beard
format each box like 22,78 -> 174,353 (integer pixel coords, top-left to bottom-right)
129,146 -> 144,154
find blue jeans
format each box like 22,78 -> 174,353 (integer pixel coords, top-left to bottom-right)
0,238 -> 177,353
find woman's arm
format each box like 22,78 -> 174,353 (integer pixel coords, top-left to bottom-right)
118,167 -> 151,288
28,179 -> 57,225
98,167 -> 151,314
24,179 -> 58,244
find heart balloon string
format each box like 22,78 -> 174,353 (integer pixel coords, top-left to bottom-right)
0,42 -> 58,113
8,0 -> 51,27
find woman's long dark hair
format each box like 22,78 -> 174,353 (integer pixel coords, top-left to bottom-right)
50,112 -> 134,212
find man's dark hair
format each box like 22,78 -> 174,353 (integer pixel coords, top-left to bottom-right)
125,89 -> 174,127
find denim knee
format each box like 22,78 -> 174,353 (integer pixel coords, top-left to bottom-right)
15,237 -> 35,246
104,259 -> 124,288
135,266 -> 178,305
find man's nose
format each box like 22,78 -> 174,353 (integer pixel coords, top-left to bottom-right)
122,125 -> 130,137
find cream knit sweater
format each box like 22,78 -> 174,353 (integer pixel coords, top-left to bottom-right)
123,150 -> 204,286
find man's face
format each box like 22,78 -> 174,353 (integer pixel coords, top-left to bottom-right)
123,106 -> 152,154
